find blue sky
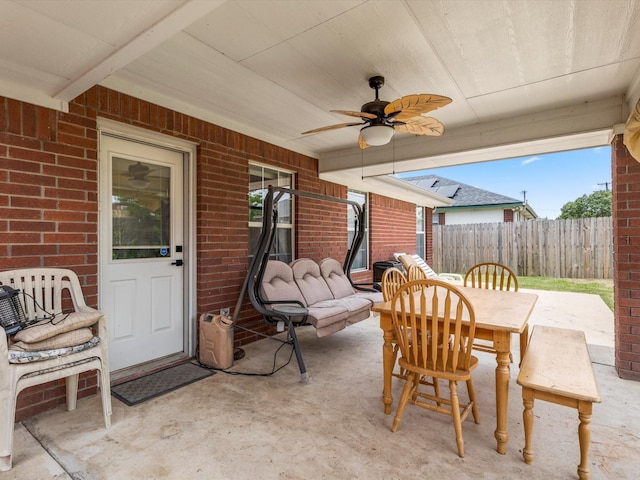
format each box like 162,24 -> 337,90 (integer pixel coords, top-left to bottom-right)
396,146 -> 612,219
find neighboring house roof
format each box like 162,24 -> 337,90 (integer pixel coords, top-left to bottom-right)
403,175 -> 538,219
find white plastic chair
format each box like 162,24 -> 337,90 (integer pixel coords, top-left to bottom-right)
0,268 -> 111,471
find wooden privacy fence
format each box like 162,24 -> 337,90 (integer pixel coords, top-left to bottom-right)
432,217 -> 613,279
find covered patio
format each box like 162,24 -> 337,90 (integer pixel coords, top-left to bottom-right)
6,289 -> 638,479
1,4 -> 640,473
1,1 -> 639,386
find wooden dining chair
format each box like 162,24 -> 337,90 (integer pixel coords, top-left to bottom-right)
408,263 -> 452,351
381,267 -> 439,393
390,279 -> 479,457
407,264 -> 427,282
380,267 -> 407,302
464,262 -> 524,362
464,262 -> 519,291
380,267 -> 412,382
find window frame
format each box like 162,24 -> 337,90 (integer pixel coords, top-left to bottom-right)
248,163 -> 295,263
347,190 -> 369,272
416,206 -> 425,259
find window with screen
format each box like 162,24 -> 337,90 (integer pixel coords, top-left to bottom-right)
248,164 -> 294,263
416,206 -> 425,259
347,190 -> 368,271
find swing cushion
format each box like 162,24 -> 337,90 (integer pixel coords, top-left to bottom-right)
260,261 -> 348,337
260,260 -> 306,306
319,258 -> 383,305
292,258 -> 371,331
319,258 -> 355,298
260,259 -> 375,338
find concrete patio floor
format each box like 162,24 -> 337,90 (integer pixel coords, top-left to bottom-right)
5,289 -> 639,479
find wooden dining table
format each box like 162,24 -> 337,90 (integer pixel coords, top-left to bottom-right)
372,284 -> 538,454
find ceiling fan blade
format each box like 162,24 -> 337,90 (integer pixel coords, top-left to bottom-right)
393,116 -> 445,136
302,122 -> 363,135
331,110 -> 377,120
358,134 -> 371,150
385,94 -> 452,121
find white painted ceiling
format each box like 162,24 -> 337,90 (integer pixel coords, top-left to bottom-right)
2,0 -> 640,204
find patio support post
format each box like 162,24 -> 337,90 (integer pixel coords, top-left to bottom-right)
611,133 -> 640,381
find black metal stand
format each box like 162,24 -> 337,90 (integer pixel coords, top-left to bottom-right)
231,185 -> 376,382
272,304 -> 310,384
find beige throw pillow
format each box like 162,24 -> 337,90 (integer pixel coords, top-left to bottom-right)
13,310 -> 103,344
10,328 -> 95,352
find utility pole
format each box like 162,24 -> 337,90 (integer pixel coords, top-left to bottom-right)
597,182 -> 611,191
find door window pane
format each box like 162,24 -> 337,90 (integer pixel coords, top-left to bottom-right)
111,158 -> 171,260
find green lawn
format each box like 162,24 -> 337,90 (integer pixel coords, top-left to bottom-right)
518,277 -> 614,311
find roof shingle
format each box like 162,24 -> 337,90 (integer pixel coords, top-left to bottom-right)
404,174 -> 523,208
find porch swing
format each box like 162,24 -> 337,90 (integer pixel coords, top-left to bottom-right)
230,185 -> 380,383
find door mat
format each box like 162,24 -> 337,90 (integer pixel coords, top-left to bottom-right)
111,362 -> 216,406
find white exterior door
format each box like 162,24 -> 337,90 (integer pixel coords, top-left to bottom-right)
99,134 -> 185,372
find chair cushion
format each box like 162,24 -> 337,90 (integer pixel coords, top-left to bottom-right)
411,254 -> 438,278
13,310 -> 103,343
8,336 -> 100,364
398,254 -> 437,278
9,328 -> 94,352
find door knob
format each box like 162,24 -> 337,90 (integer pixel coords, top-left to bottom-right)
171,259 -> 183,266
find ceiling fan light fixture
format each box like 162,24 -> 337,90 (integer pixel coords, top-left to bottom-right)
360,124 -> 394,146
128,178 -> 150,189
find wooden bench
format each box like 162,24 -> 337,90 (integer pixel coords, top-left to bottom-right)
517,325 -> 601,480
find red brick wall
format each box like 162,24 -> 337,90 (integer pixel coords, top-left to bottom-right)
0,89 -> 355,418
1,96 -> 101,419
0,98 -> 99,279
369,194 -> 417,263
297,182 -> 348,262
612,133 -> 640,380
15,373 -> 97,421
438,212 -> 446,225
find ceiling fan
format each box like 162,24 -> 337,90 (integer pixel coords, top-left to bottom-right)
302,76 -> 452,149
123,161 -> 152,179
120,161 -> 155,189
